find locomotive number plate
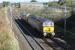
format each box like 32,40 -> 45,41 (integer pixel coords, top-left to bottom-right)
43,26 -> 54,33
43,27 -> 51,33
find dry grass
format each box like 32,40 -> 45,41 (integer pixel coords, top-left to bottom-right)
0,7 -> 21,50
12,7 -> 21,17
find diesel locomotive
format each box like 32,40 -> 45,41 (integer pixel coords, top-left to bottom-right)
21,13 -> 55,37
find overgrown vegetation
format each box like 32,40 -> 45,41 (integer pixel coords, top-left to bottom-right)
64,0 -> 72,7
3,1 -> 10,7
0,7 -> 21,50
48,0 -> 72,7
0,32 -> 20,50
48,2 -> 60,6
14,3 -> 20,8
31,0 -> 36,2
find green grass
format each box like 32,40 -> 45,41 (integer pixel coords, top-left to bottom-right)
0,32 -> 21,50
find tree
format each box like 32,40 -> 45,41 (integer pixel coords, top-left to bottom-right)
15,3 -> 20,8
65,0 -> 72,6
58,0 -> 72,6
3,1 -> 10,7
43,2 -> 48,5
48,2 -> 60,6
31,0 -> 36,2
58,0 -> 65,5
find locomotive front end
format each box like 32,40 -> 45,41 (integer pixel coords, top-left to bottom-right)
43,21 -> 55,37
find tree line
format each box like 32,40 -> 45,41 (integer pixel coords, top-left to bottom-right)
2,0 -> 72,7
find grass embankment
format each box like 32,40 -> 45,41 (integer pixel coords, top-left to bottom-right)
0,7 -> 21,50
20,5 -> 71,21
12,4 -> 71,21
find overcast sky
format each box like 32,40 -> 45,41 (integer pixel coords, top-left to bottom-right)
0,0 -> 58,3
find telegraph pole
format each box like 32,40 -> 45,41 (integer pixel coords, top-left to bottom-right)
9,3 -> 13,28
64,2 -> 67,36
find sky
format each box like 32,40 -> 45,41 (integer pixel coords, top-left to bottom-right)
0,0 -> 59,3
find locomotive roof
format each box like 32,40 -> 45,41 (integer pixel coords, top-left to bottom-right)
37,17 -> 53,23
30,16 -> 53,23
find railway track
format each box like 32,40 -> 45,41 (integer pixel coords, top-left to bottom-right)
14,18 -> 54,50
13,17 -> 44,50
8,6 -> 71,50
13,16 -> 70,50
8,7 -> 54,50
